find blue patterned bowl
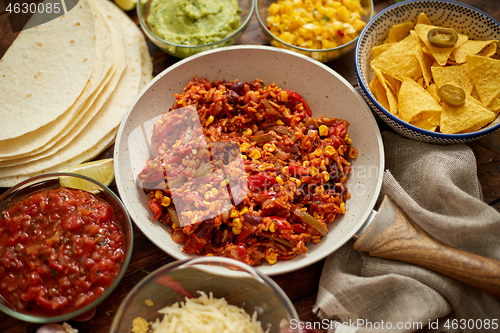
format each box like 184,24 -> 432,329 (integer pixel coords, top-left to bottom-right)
355,0 -> 500,144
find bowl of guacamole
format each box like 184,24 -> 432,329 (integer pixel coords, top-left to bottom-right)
138,0 -> 255,58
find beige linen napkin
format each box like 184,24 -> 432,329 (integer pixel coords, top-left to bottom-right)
313,131 -> 500,333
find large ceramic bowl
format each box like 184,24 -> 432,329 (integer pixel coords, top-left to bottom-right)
355,0 -> 500,144
256,0 -> 374,62
110,257 -> 300,333
138,0 -> 254,58
0,173 -> 133,323
114,45 -> 384,276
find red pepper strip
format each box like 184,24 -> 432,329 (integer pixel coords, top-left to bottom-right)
291,224 -> 308,233
155,122 -> 174,152
283,89 -> 312,116
235,229 -> 252,244
156,275 -> 194,299
334,122 -> 347,137
149,199 -> 162,220
287,164 -> 309,177
269,216 -> 292,231
247,172 -> 277,190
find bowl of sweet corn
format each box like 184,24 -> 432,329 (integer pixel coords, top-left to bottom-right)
256,0 -> 374,62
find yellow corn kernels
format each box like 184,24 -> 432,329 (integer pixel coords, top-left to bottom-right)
309,166 -> 319,177
265,248 -> 278,265
340,202 -> 346,214
321,171 -> 330,181
319,125 -> 329,136
206,115 -> 214,126
161,196 -> 171,207
240,142 -> 250,152
313,148 -> 323,157
230,208 -> 239,218
276,176 -> 284,186
269,223 -> 276,233
239,207 -> 249,215
311,235 -> 322,244
243,128 -> 253,136
249,150 -> 262,160
263,143 -> 277,152
349,147 -> 358,159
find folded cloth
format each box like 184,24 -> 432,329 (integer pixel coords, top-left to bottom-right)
313,131 -> 500,333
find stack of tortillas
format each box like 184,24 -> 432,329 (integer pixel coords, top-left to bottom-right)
0,0 -> 152,187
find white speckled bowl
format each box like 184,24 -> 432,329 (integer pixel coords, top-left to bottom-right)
355,0 -> 500,144
114,45 -> 384,276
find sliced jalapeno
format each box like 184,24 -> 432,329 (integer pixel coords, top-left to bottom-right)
437,84 -> 465,107
427,28 -> 458,48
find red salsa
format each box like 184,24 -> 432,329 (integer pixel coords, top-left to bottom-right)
0,188 -> 124,317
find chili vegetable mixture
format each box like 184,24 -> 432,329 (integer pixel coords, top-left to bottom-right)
138,77 -> 357,266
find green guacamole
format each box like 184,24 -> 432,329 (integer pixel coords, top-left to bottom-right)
147,0 -> 241,46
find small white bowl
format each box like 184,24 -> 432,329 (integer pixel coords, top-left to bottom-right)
355,0 -> 500,144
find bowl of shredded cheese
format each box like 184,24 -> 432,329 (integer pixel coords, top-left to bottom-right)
256,0 -> 374,62
110,257 -> 299,333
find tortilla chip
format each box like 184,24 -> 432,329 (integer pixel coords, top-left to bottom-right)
398,78 -> 443,123
426,83 -> 441,104
417,12 -> 431,25
440,95 -> 496,134
371,33 -> 422,82
479,42 -> 498,58
414,33 -> 434,87
411,111 -> 440,131
488,97 -> 500,116
385,22 -> 414,44
467,55 -> 500,106
431,64 -> 474,95
372,43 -> 395,59
372,67 -> 399,115
370,76 -> 391,111
414,24 -> 468,66
452,40 -> 499,64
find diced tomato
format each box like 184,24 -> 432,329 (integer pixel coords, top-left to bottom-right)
149,199 -> 163,220
235,229 -> 252,244
283,89 -> 312,116
247,172 -> 277,190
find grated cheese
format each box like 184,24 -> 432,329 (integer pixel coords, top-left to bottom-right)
150,291 -> 269,333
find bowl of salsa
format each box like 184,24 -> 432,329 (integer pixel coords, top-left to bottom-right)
0,173 -> 133,323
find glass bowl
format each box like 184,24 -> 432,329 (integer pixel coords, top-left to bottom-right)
110,257 -> 300,333
355,0 -> 500,144
0,173 -> 133,323
137,0 -> 255,58
256,0 -> 373,62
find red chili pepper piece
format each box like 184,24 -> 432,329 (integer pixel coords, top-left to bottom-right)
247,172 -> 277,190
287,164 -> 308,177
337,29 -> 345,37
149,199 -> 162,220
283,89 -> 312,116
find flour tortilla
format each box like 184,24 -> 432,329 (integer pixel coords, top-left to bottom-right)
0,0 -> 128,167
0,0 -> 115,160
0,0 -> 96,141
0,127 -> 118,187
0,0 -> 143,179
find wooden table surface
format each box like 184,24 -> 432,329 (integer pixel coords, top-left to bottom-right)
0,0 -> 499,332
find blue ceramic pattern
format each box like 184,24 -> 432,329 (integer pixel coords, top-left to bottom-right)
355,0 -> 500,144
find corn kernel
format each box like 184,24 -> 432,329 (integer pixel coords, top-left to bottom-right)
155,190 -> 162,199
249,150 -> 261,160
282,166 -> 288,175
321,171 -> 330,181
240,142 -> 250,152
313,212 -> 321,219
340,202 -> 346,214
309,166 -> 319,177
240,207 -> 249,215
269,223 -> 276,233
280,90 -> 288,102
233,217 -> 242,229
349,147 -> 358,158
265,248 -> 278,265
161,196 -> 171,207
252,124 -> 259,133
319,125 -> 329,136
242,155 -> 247,160
204,191 -> 213,200
243,128 -> 253,136
325,145 -> 337,157
314,148 -> 323,157
232,227 -> 242,235
206,253 -> 214,256
315,186 -> 325,193
230,208 -> 239,218
276,120 -> 285,125
220,178 -> 230,187
258,164 -> 267,171
276,176 -> 284,185
263,143 -> 277,152
338,145 -> 345,155
211,188 -> 219,196
206,115 -> 214,126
